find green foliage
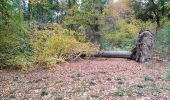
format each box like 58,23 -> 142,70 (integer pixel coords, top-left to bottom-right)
63,0 -> 107,44
0,1 -> 99,71
155,21 -> 170,58
0,1 -> 32,70
132,0 -> 170,26
104,18 -> 156,50
1,0 -> 169,71
165,3 -> 170,16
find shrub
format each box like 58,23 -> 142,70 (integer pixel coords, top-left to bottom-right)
155,21 -> 170,59
31,23 -> 97,68
0,16 -> 32,70
0,22 -> 97,70
0,34 -> 33,70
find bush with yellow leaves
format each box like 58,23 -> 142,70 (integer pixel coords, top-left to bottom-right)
31,23 -> 97,68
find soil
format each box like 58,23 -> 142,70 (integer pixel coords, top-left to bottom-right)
0,58 -> 170,100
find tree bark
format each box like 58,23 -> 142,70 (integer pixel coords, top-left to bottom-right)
130,29 -> 154,63
91,51 -> 131,58
153,11 -> 160,27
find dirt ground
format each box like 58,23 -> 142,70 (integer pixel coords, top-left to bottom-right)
0,58 -> 170,100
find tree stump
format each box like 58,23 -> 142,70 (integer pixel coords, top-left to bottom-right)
131,29 -> 154,63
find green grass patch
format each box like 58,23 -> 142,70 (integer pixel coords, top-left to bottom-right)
114,89 -> 126,97
56,95 -> 62,100
165,68 -> 170,81
136,84 -> 146,88
71,73 -> 81,80
41,91 -> 49,96
9,94 -> 16,99
144,76 -> 154,81
90,94 -> 99,98
88,81 -> 96,86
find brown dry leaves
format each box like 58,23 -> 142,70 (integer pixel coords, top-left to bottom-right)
0,58 -> 170,100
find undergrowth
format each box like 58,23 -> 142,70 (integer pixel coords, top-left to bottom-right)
0,23 -> 98,71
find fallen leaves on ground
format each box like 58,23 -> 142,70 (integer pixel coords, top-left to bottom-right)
0,58 -> 170,100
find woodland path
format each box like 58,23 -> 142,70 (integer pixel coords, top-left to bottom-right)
0,58 -> 170,100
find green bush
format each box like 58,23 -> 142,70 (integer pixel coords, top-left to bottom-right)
155,21 -> 170,59
104,18 -> 156,50
0,33 -> 33,70
0,18 -> 32,70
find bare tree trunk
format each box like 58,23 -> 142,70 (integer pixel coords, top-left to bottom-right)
89,0 -> 102,44
28,0 -> 32,21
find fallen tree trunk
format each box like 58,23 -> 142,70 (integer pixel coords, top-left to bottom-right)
91,51 -> 132,58
78,30 -> 154,63
91,29 -> 154,63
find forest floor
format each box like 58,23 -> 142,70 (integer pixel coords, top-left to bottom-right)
0,58 -> 170,100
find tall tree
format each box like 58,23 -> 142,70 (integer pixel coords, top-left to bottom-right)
132,0 -> 170,27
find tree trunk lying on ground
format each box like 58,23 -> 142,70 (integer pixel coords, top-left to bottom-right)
91,51 -> 132,58
91,30 -> 153,62
77,30 -> 154,63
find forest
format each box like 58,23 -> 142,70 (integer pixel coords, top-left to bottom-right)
0,0 -> 170,99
